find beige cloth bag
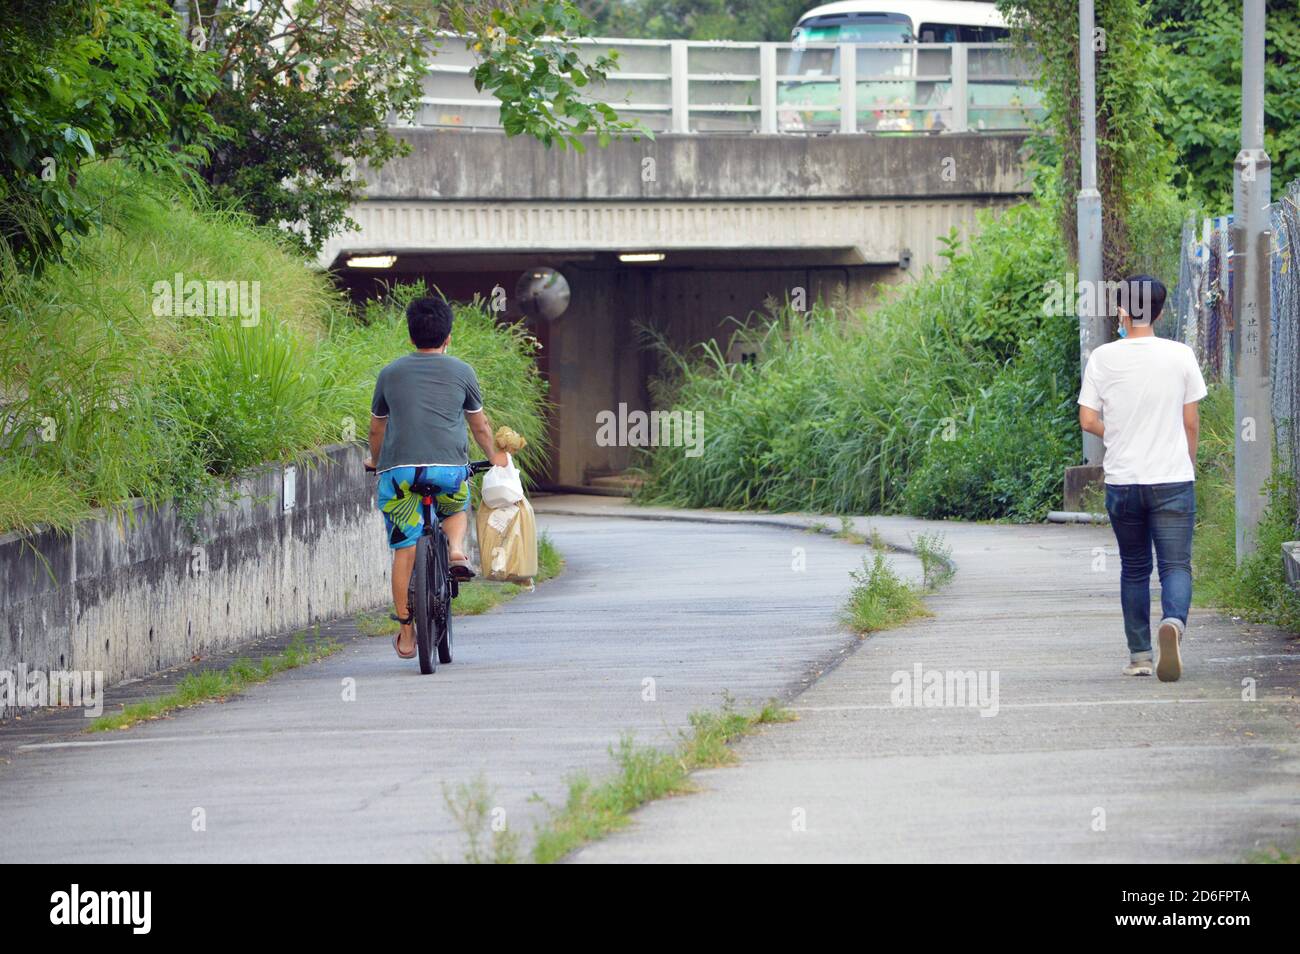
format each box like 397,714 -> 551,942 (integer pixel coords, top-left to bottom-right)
475,496 -> 538,582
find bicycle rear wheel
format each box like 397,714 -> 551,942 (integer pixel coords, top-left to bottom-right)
435,534 -> 454,665
411,535 -> 438,675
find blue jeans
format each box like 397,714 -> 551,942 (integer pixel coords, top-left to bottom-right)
1104,482 -> 1195,656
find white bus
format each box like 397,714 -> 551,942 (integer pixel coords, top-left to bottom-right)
781,1 -> 1040,132
792,0 -> 1009,45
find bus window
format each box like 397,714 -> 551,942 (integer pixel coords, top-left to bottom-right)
792,13 -> 912,46
917,23 -> 959,43
917,23 -> 1012,43
789,14 -> 912,77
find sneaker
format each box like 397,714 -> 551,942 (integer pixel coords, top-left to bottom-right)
1155,618 -> 1184,682
1124,657 -> 1153,677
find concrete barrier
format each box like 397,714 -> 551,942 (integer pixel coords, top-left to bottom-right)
0,443 -> 389,721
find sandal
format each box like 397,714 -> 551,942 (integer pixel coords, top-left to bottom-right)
390,611 -> 416,659
449,558 -> 475,582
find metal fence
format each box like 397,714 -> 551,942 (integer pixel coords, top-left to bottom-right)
407,37 -> 1044,135
1168,178 -> 1300,531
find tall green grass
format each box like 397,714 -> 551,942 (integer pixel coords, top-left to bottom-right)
0,162 -> 548,536
636,201 -> 1075,520
1194,385 -> 1300,632
315,281 -> 549,479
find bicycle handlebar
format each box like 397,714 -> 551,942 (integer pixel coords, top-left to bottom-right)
363,459 -> 495,475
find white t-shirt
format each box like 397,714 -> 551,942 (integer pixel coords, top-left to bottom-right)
1077,336 -> 1208,485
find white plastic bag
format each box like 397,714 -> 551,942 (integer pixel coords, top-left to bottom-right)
481,454 -> 525,509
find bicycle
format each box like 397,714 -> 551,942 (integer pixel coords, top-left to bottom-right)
366,459 -> 493,675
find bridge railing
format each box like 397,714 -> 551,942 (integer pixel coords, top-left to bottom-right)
406,37 -> 1044,135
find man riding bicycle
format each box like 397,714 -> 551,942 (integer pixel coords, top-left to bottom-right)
364,295 -> 509,660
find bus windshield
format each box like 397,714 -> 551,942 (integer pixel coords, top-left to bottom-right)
793,15 -> 913,45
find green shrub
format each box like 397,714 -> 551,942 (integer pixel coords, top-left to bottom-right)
902,306 -> 1080,521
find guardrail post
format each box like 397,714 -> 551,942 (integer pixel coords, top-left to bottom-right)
839,43 -> 857,134
671,41 -> 690,133
760,43 -> 778,134
950,44 -> 969,133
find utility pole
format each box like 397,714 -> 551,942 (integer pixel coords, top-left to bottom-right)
1077,0 -> 1104,468
1233,0 -> 1274,562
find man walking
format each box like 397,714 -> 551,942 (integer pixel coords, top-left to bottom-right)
1078,275 -> 1208,681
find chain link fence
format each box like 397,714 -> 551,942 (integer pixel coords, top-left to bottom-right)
1167,178 -> 1300,533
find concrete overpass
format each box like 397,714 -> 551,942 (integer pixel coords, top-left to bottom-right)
319,40 -> 1035,486
322,130 -> 1029,273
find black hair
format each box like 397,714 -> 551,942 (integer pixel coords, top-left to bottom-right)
406,295 -> 453,348
1121,274 -> 1166,324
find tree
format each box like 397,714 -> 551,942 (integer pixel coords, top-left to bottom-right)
999,0 -> 1173,279
575,0 -> 808,41
1149,0 -> 1299,211
0,0 -> 220,265
1,0 -> 639,264
195,0 -> 641,255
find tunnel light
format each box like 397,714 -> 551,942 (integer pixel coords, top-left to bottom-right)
618,252 -> 666,263
346,255 -> 397,268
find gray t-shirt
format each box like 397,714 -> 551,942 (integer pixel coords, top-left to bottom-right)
371,352 -> 483,471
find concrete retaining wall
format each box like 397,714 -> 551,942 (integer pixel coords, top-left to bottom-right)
0,443 -> 389,720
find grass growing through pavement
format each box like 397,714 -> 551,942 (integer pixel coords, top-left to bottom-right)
355,532 -> 565,633
530,696 -> 794,864
840,531 -> 953,635
87,631 -> 339,732
912,530 -> 956,590
841,552 -> 932,634
441,775 -> 522,864
833,515 -> 869,545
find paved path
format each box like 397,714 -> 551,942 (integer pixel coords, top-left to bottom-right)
2,497 -> 1295,862
0,505 -> 887,862
554,501 -> 1300,863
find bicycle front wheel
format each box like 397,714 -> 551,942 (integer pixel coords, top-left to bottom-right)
436,587 -> 453,664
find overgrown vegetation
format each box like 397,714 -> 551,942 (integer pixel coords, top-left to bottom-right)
88,630 -> 339,732
1193,386 -> 1300,631
0,0 -> 219,264
637,200 -> 1079,522
1149,0 -> 1300,212
531,696 -> 793,863
1000,0 -> 1183,277
0,163 -> 548,535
